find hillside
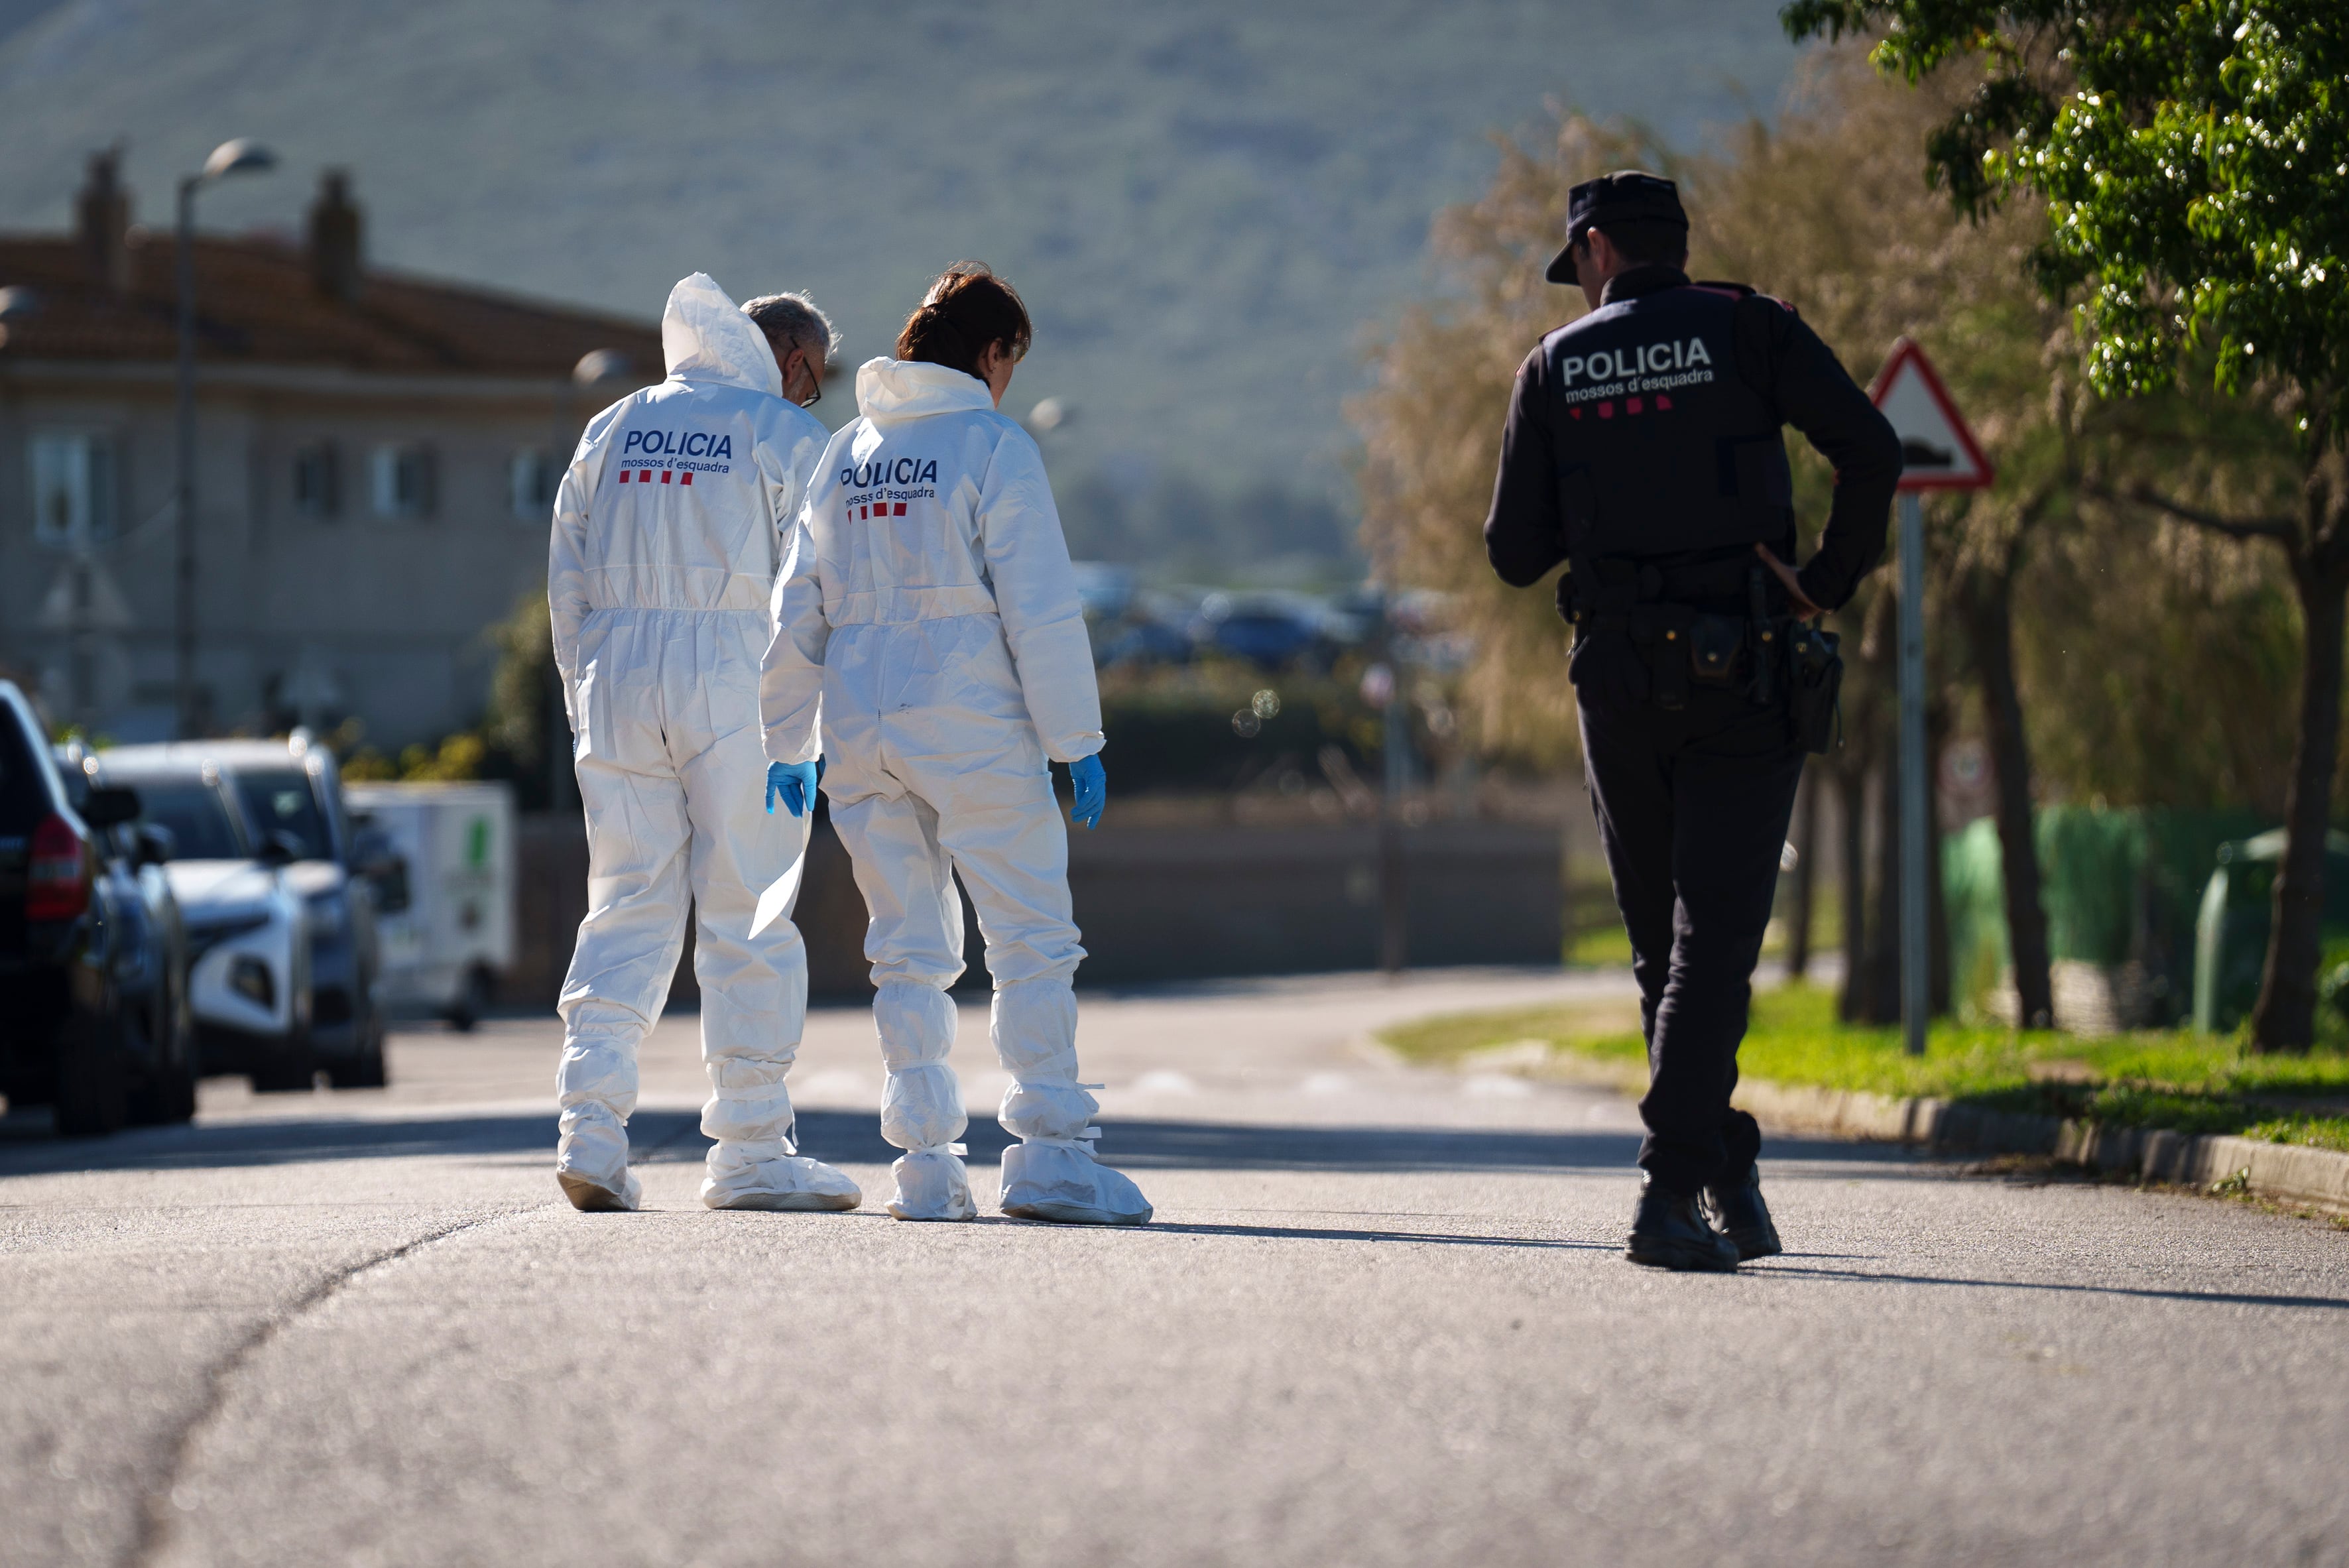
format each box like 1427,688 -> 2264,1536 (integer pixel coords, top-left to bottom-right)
0,0 -> 1803,573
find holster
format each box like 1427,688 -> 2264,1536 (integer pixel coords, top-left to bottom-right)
1786,625 -> 1843,753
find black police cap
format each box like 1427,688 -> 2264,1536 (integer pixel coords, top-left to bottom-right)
1545,170 -> 1689,284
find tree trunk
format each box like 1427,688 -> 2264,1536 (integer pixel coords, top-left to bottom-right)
1867,753 -> 1903,1025
2249,553 -> 2348,1052
1959,570 -> 2057,1029
1927,700 -> 1953,1016
1837,759 -> 1868,1024
1786,770 -> 1818,981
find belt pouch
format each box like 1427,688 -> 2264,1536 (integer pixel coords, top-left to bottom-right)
1631,605 -> 1694,710
1787,626 -> 1843,753
1688,614 -> 1745,688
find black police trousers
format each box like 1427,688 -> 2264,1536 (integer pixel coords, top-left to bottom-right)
1579,684 -> 1805,1194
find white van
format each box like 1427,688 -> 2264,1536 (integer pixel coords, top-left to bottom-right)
344,782 -> 514,1029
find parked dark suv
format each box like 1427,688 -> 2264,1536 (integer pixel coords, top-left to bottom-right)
0,681 -> 196,1134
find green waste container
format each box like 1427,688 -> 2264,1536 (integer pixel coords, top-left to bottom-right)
2192,828 -> 2349,1033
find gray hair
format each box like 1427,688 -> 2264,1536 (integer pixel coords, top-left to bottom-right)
742,292 -> 841,362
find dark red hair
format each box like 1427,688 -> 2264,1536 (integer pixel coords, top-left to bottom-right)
895,263 -> 1032,377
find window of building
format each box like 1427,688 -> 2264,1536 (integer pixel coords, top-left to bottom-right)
369,444 -> 436,518
29,430 -> 121,548
292,442 -> 340,519
509,449 -> 558,520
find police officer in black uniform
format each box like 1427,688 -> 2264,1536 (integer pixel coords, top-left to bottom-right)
1485,172 -> 1901,1271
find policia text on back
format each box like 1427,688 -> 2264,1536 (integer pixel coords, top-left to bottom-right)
1483,170 -> 1901,1272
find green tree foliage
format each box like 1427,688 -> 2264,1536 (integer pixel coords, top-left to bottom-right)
1785,1 -> 2346,402
1783,0 -> 2348,1049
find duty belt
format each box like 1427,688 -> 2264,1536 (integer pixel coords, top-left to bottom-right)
1568,555 -> 1790,711
1567,554 -> 1766,617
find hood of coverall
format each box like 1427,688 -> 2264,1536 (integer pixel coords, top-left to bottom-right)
660,272 -> 783,398
855,357 -> 996,426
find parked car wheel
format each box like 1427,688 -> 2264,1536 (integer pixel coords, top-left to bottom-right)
328,1015 -> 389,1089
54,1009 -> 128,1136
127,971 -> 200,1126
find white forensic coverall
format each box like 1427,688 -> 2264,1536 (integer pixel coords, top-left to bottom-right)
549,272 -> 857,1213
762,357 -> 1151,1225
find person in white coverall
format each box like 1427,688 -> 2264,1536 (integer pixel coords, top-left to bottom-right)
761,263 -> 1150,1226
548,272 -> 862,1214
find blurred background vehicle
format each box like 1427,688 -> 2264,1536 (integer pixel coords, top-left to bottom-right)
344,780 -> 512,1031
213,737 -> 387,1084
1187,591 -> 1355,672
88,743 -> 329,1089
1084,577 -> 1378,674
1093,585 -> 1202,670
183,734 -> 381,1084
1,681 -> 194,1134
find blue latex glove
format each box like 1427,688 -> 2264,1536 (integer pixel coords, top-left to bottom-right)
765,758 -> 820,818
1068,754 -> 1106,831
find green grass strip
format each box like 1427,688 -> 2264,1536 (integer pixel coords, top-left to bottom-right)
1378,983 -> 2349,1152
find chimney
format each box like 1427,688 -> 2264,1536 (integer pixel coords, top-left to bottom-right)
76,146 -> 133,294
307,168 -> 363,304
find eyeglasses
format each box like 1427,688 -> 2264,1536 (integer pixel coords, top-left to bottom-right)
792,351 -> 823,408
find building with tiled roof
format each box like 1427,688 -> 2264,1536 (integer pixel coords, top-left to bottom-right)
0,151 -> 662,749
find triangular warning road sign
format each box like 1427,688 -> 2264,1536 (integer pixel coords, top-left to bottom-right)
1868,337 -> 1994,492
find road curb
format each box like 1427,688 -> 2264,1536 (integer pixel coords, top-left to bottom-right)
1730,1079 -> 2349,1215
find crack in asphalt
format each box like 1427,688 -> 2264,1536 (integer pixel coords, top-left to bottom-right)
123,1111 -> 705,1567
124,1208 -> 528,1568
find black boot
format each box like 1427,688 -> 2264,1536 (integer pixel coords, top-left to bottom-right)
1703,1166 -> 1783,1260
1625,1176 -> 1740,1272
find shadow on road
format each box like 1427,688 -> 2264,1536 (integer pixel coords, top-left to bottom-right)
1137,1219 -> 1615,1251
0,1107 -> 1934,1183
8,1109 -> 2346,1313
1753,1261 -> 2349,1314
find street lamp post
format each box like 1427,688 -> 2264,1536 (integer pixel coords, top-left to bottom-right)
174,137 -> 276,739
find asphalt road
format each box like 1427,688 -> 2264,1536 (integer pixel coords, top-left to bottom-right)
5,968 -> 2346,1568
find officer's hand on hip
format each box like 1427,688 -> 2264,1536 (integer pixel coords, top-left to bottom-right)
1754,544 -> 1827,620
1068,754 -> 1106,831
766,758 -> 821,818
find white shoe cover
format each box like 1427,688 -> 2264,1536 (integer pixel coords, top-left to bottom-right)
885,1147 -> 978,1221
701,1152 -> 863,1211
556,1122 -> 642,1213
999,1140 -> 1152,1226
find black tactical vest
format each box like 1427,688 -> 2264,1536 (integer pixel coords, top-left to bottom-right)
1545,282 -> 1793,561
